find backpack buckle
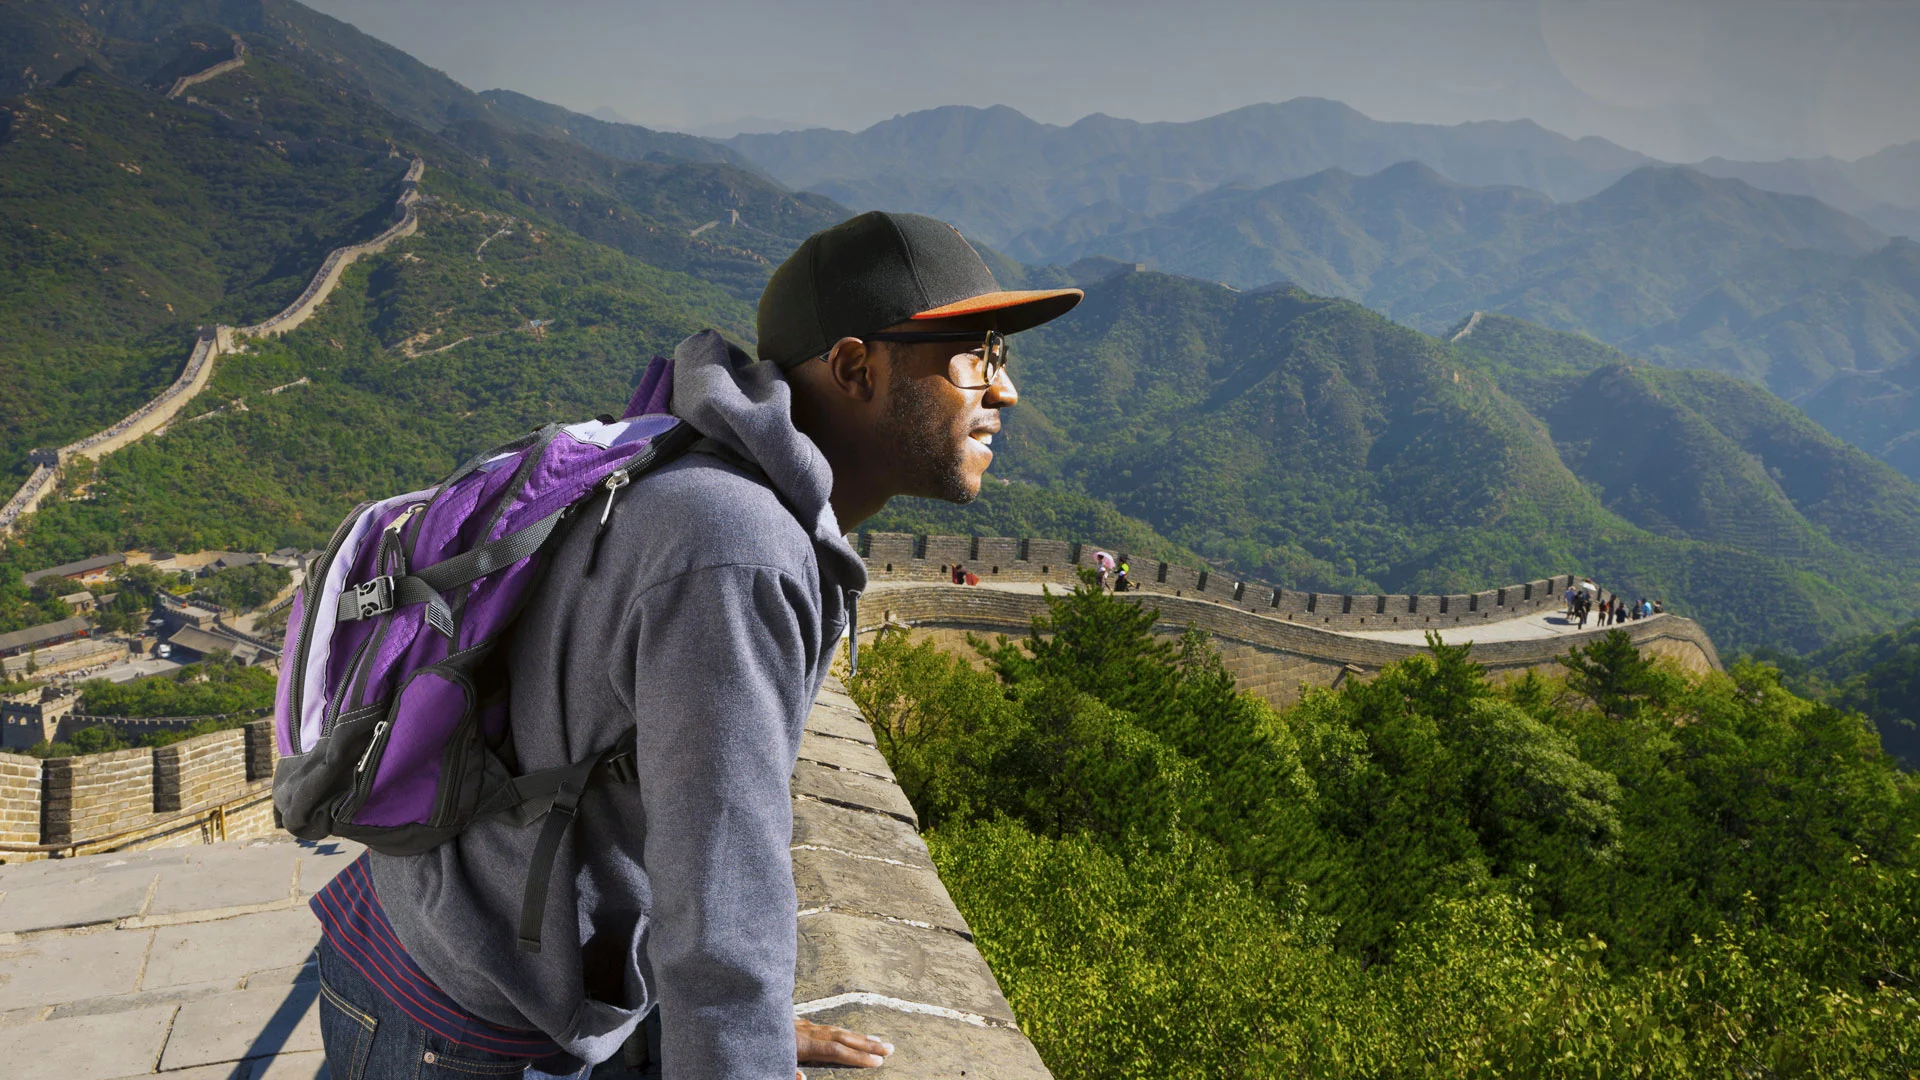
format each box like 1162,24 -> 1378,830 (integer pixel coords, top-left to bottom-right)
601,746 -> 638,784
350,576 -> 395,620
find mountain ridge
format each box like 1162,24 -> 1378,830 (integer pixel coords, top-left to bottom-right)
725,98 -> 1659,246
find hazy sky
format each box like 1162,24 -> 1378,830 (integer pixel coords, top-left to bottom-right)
301,0 -> 1920,162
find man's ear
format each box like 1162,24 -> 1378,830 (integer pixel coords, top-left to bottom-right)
820,336 -> 879,403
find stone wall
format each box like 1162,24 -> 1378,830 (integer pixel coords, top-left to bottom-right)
2,157 -> 426,537
0,719 -> 277,862
235,157 -> 424,339
0,754 -> 40,850
42,744 -> 158,849
153,728 -> 251,812
792,678 -> 1053,1077
164,37 -> 248,100
858,583 -> 1722,711
855,532 -> 1580,632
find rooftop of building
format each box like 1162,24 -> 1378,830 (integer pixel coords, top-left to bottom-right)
23,554 -> 126,587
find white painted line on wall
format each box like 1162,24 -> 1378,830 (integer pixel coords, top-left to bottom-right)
793,991 -> 1013,1029
790,844 -> 922,869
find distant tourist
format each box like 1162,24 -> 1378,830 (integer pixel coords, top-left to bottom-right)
1115,559 -> 1132,592
1653,599 -> 1665,614
951,562 -> 966,585
307,212 -> 1080,1077
1563,585 -> 1578,618
1094,549 -> 1114,591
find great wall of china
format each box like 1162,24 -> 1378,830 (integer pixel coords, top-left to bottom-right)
164,36 -> 249,101
0,155 -> 425,537
0,533 -> 1716,1077
848,532 -> 1722,704
0,45 -> 1724,1073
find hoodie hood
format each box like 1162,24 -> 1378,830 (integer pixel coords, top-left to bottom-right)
669,329 -> 867,600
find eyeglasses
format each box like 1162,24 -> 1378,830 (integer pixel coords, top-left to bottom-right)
831,330 -> 1010,391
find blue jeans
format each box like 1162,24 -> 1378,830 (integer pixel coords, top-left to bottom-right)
316,935 -> 591,1080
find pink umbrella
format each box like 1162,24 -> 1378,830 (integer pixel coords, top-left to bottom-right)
1095,551 -> 1116,571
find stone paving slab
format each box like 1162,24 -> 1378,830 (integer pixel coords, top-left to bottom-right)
804,704 -> 879,747
143,907 -> 320,991
142,844 -> 302,922
797,1003 -> 1052,1079
49,979 -> 234,1021
114,1065 -> 247,1080
250,1050 -> 327,1079
160,982 -> 322,1071
791,795 -> 934,870
9,1003 -> 178,1080
797,912 -> 1013,1023
0,925 -> 153,1010
792,761 -> 918,826
798,729 -> 895,781
292,840 -> 362,897
792,847 -> 970,938
0,860 -> 163,934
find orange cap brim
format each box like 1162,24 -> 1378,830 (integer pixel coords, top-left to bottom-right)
911,288 -> 1084,333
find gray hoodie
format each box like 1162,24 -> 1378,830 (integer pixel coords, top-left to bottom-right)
370,330 -> 867,1075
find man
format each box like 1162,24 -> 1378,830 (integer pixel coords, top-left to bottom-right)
309,211 -> 1081,1078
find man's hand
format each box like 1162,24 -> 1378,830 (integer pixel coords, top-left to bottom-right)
796,1017 -> 894,1068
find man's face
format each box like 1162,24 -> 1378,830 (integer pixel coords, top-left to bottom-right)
874,322 -> 1018,504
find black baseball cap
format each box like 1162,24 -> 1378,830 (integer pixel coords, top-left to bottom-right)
757,211 -> 1083,369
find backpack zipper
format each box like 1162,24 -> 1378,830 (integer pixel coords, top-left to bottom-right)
320,632 -> 377,737
288,500 -> 372,748
583,467 -> 630,577
335,718 -> 393,823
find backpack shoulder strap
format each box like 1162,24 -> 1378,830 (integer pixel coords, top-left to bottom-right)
687,436 -> 769,484
472,729 -> 639,953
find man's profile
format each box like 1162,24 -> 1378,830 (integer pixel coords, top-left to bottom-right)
307,211 -> 1081,1078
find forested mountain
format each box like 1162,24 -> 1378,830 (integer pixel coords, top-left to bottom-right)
1693,141 -> 1920,240
1450,313 -> 1920,570
6,0 -> 1918,662
726,99 -> 1656,247
1010,162 -> 1920,476
0,3 -> 842,477
1796,351 -> 1920,479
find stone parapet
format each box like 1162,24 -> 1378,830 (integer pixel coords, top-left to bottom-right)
0,722 -> 280,862
153,729 -> 250,813
853,532 -> 1585,632
793,680 -> 1053,1077
41,745 -> 157,848
0,754 -> 41,849
858,583 -> 1722,710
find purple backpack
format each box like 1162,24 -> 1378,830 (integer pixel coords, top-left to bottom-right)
272,358 -> 699,951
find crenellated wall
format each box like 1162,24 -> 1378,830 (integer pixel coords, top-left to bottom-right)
857,531 -> 1583,631
0,720 -> 277,863
850,534 -> 1722,710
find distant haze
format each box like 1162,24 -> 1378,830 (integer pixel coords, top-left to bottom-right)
300,0 -> 1920,162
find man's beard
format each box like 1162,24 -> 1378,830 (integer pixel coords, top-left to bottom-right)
879,373 -> 976,504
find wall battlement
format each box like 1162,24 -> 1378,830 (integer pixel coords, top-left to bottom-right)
0,720 -> 275,862
856,531 -> 1585,631
850,534 -> 1721,709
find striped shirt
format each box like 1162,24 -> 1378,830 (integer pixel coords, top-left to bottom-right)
310,853 -> 562,1058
